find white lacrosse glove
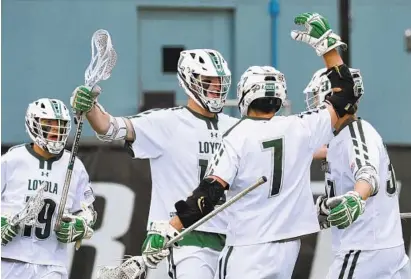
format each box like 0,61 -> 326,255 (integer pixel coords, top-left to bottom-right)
141,221 -> 180,269
316,195 -> 331,230
291,12 -> 347,56
97,256 -> 146,279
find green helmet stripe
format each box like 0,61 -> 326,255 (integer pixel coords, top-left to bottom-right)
49,100 -> 63,119
207,52 -> 226,76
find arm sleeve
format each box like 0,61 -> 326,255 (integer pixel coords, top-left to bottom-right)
124,109 -> 174,159
70,164 -> 95,213
297,105 -> 334,151
205,134 -> 240,186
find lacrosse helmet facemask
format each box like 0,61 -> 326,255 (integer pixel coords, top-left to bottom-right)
177,49 -> 231,113
25,98 -> 71,154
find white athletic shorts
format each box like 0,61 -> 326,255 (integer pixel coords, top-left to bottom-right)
167,246 -> 221,279
326,245 -> 410,279
214,239 -> 301,279
1,259 -> 68,279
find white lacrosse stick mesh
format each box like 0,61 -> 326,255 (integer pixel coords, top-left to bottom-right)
10,182 -> 47,227
97,256 -> 146,279
84,29 -> 117,87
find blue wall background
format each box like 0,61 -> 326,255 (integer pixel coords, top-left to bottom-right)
2,0 -> 410,143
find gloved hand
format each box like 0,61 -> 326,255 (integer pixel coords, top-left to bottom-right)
316,195 -> 331,230
1,216 -> 19,246
291,12 -> 347,56
327,191 -> 365,229
141,221 -> 180,269
55,214 -> 94,243
70,85 -> 101,114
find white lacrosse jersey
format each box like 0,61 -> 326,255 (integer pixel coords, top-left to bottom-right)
1,144 -> 95,267
125,106 -> 238,234
205,106 -> 334,246
324,118 -> 404,252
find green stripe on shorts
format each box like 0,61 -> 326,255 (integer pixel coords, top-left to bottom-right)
177,230 -> 226,252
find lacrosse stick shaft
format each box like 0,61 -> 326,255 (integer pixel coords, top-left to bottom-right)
54,29 -> 116,251
165,176 -> 267,248
54,114 -> 84,231
400,213 -> 411,219
54,114 -> 84,250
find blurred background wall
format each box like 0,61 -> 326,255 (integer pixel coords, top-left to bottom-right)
2,0 -> 411,143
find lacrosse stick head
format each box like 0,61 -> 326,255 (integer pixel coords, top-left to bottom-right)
84,29 -> 117,88
97,256 -> 146,279
11,182 -> 47,227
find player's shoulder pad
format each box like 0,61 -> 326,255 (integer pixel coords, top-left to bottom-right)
126,106 -> 184,122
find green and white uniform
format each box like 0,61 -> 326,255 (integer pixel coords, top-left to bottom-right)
1,144 -> 94,279
205,107 -> 334,279
125,107 -> 237,279
324,119 -> 410,279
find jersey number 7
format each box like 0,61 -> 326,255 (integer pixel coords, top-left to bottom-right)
262,138 -> 284,197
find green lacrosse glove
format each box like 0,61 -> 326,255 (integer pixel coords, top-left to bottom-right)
141,221 -> 180,269
1,216 -> 19,246
55,215 -> 94,243
291,12 -> 347,56
327,191 -> 365,229
70,85 -> 101,114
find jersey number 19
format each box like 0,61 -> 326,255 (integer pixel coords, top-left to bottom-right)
23,196 -> 56,240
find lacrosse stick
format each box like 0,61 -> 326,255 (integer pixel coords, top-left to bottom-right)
96,256 -> 146,279
96,176 -> 267,279
54,29 -> 117,251
165,175 -> 267,247
10,181 -> 47,228
400,213 -> 411,219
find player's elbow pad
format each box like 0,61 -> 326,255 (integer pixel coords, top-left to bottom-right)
94,103 -> 128,142
175,177 -> 225,228
75,205 -> 98,227
355,165 -> 380,196
324,64 -> 358,118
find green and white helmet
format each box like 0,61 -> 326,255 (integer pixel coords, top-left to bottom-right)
25,98 -> 71,154
303,67 -> 364,110
177,49 -> 231,113
237,66 -> 287,116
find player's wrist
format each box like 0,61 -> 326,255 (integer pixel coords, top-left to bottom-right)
170,216 -> 183,232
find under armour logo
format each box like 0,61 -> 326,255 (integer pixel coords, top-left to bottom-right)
41,171 -> 49,177
210,132 -> 218,138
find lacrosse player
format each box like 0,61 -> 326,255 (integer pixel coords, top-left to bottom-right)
70,49 -> 238,279
305,68 -> 411,278
140,13 -> 368,279
1,98 -> 97,279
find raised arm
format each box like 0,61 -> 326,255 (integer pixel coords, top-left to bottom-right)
292,13 -> 360,128
70,86 -> 135,141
